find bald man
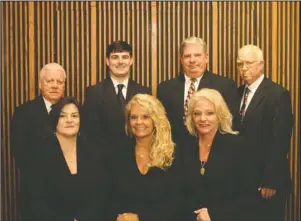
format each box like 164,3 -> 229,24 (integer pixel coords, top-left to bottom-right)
11,63 -> 66,220
237,45 -> 293,221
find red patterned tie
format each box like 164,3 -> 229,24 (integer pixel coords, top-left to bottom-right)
240,87 -> 250,123
183,78 -> 197,125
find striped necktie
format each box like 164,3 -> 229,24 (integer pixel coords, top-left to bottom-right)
240,87 -> 250,123
183,78 -> 197,125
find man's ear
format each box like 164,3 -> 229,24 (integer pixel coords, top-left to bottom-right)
106,58 -> 110,66
130,57 -> 134,65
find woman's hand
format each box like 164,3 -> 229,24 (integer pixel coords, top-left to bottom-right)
194,208 -> 211,221
117,213 -> 139,221
259,187 -> 276,199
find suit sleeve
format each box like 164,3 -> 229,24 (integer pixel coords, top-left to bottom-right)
208,138 -> 259,221
10,106 -> 29,168
224,80 -> 241,131
156,83 -> 167,108
262,90 -> 293,188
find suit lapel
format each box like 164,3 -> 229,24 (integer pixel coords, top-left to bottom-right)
174,74 -> 186,114
36,96 -> 50,117
126,79 -> 136,102
197,71 -> 213,90
205,131 -> 223,173
34,96 -> 52,136
243,78 -> 267,122
104,77 -> 119,104
103,77 -> 125,126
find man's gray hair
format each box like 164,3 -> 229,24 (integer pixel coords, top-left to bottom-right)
180,36 -> 208,56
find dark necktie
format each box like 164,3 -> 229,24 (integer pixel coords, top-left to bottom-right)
117,84 -> 126,110
240,87 -> 250,123
183,78 -> 197,125
49,104 -> 55,114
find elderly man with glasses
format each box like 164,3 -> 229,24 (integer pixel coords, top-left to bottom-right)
237,45 -> 293,221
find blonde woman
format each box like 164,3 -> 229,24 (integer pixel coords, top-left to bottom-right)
109,94 -> 175,221
177,88 -> 257,221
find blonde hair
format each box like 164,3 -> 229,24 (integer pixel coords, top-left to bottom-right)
186,88 -> 239,136
39,63 -> 67,80
180,36 -> 207,56
125,94 -> 175,169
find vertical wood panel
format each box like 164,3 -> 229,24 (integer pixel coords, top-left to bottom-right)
1,2 -> 300,221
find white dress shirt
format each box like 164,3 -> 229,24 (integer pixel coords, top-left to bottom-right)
240,74 -> 264,111
43,96 -> 53,114
111,77 -> 129,99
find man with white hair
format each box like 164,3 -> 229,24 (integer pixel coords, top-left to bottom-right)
11,62 -> 66,220
237,44 -> 293,221
157,36 -> 240,144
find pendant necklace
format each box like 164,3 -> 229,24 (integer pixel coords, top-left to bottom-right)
199,143 -> 211,176
200,161 -> 206,175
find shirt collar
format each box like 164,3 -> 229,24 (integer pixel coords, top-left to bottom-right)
246,74 -> 264,93
110,76 -> 129,90
42,96 -> 53,113
184,73 -> 203,84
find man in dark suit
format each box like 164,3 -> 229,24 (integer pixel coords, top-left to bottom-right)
237,44 -> 293,221
157,36 -> 240,143
10,62 -> 66,220
82,40 -> 151,152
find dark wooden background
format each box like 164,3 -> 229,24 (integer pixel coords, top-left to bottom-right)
1,2 -> 300,221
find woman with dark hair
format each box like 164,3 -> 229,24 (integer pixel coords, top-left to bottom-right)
29,96 -> 110,221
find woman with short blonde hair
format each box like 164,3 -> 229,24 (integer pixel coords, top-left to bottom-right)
176,88 -> 256,221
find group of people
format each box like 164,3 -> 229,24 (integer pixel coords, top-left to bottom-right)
10,37 -> 293,221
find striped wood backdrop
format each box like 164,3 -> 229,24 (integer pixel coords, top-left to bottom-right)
1,2 -> 300,221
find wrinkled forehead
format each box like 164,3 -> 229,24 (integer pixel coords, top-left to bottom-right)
42,68 -> 65,79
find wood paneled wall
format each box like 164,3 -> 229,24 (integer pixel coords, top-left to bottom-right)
1,2 -> 300,221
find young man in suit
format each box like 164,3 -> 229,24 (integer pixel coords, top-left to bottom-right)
10,62 -> 66,220
82,40 -> 151,152
157,36 -> 240,143
237,44 -> 293,221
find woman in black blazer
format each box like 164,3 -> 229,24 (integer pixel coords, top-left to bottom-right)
175,88 -> 258,221
109,94 -> 176,221
29,97 -> 110,221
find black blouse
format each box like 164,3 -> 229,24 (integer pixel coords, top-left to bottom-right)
109,140 -> 177,221
174,132 -> 258,221
29,135 -> 110,221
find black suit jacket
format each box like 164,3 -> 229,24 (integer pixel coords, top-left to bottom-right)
30,135 -> 110,221
157,71 -> 240,143
82,77 -> 151,151
174,132 -> 258,221
238,77 -> 293,191
10,96 -> 53,217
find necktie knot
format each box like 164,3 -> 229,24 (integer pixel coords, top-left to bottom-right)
190,78 -> 197,83
117,84 -> 124,92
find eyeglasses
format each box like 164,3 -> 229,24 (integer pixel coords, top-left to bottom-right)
237,60 -> 262,69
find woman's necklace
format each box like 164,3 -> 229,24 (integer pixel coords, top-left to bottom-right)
200,143 -> 211,175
